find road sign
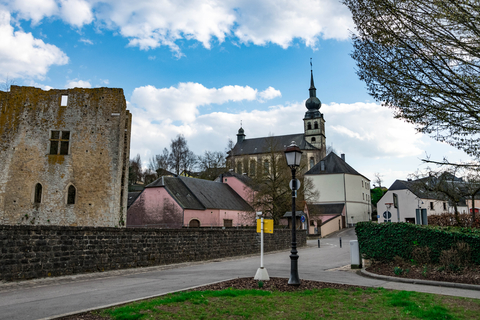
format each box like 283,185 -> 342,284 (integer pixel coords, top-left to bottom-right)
257,219 -> 273,233
289,179 -> 301,190
300,215 -> 305,223
383,211 -> 392,219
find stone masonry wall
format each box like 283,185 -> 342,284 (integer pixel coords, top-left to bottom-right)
0,225 -> 306,281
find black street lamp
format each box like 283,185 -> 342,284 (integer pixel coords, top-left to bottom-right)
284,141 -> 302,286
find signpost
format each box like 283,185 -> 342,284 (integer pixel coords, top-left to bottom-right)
254,212 -> 270,280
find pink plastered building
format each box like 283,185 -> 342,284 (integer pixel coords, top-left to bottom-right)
127,175 -> 255,228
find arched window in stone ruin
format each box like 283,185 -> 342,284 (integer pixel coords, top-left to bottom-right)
67,185 -> 76,205
34,183 -> 42,204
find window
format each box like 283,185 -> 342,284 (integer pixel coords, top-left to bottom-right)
314,122 -> 319,129
310,220 -> 315,226
311,137 -> 316,142
250,160 -> 256,176
307,122 -> 312,130
362,180 -> 364,187
430,202 -> 434,210
49,130 -> 70,155
34,183 -> 42,204
60,95 -> 68,106
67,185 -> 76,205
309,157 -> 314,169
264,160 -> 269,174
237,162 -> 242,174
443,202 -> 447,210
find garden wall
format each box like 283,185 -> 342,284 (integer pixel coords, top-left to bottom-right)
0,225 -> 306,281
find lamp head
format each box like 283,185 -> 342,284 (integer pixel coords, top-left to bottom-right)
284,141 -> 303,168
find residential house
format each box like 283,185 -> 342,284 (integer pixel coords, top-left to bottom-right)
305,152 -> 371,230
127,175 -> 254,228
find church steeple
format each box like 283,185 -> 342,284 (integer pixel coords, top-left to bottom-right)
303,60 -> 326,159
304,66 -> 322,119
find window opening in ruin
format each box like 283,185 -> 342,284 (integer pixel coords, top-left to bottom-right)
49,130 -> 70,155
34,183 -> 42,204
307,122 -> 312,130
61,95 -> 68,106
67,185 -> 76,205
314,122 -> 319,129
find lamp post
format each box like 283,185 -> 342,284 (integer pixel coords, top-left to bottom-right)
284,141 -> 302,286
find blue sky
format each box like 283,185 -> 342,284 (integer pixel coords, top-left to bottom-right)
0,0 -> 471,187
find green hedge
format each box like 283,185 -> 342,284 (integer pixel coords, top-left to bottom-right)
355,222 -> 480,264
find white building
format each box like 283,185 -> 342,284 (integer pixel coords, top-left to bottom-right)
305,152 -> 371,230
377,179 -> 468,224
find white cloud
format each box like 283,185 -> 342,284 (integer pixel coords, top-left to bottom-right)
0,10 -> 69,79
59,0 -> 93,27
5,0 -> 353,55
130,82 -> 281,123
66,79 -> 91,88
258,86 -> 281,102
8,0 -> 58,24
79,38 -> 93,45
323,102 -> 424,158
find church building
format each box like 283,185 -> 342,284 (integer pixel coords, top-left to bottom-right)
227,70 -> 326,174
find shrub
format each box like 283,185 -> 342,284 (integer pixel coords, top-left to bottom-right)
355,222 -> 480,265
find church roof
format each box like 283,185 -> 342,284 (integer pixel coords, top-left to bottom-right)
145,176 -> 253,211
230,133 -> 319,156
305,152 -> 365,177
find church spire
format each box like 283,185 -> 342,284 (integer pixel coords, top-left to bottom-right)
305,59 -> 321,119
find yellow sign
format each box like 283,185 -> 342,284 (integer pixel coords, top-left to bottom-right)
257,219 -> 274,233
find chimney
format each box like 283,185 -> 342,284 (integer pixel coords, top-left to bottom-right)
341,153 -> 345,161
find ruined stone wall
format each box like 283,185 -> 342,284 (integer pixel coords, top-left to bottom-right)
0,225 -> 307,281
0,86 -> 131,227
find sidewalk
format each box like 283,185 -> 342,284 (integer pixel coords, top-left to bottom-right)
0,228 -> 478,320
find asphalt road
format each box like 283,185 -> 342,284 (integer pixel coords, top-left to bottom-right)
0,228 -> 478,320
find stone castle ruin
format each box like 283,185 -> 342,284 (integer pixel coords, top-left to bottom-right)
0,86 -> 131,227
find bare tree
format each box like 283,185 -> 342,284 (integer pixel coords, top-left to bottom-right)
129,154 -> 143,185
198,150 -> 226,180
168,134 -> 191,175
374,172 -> 383,188
1,76 -> 15,92
149,148 -> 170,175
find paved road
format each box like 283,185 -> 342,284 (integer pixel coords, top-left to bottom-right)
0,228 -> 478,320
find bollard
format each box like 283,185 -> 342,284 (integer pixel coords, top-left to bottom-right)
339,237 -> 342,248
318,239 -> 320,248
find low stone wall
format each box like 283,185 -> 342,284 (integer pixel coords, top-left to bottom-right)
0,225 -> 306,281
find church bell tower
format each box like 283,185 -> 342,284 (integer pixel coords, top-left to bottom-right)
303,68 -> 326,158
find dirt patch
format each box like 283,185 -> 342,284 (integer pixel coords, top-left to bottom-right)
367,261 -> 480,285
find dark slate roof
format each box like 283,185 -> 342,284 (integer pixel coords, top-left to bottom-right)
145,176 -> 253,211
230,133 -> 318,156
388,179 -> 446,200
283,211 -> 306,218
305,152 -> 363,177
127,192 -> 142,209
307,203 -> 345,215
217,171 -> 252,185
179,176 -> 253,211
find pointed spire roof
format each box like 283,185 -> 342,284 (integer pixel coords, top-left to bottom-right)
305,61 -> 322,119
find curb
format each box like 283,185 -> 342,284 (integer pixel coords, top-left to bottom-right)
361,268 -> 480,291
37,278 -> 238,320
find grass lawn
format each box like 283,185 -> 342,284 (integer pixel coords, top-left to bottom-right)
97,287 -> 480,320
